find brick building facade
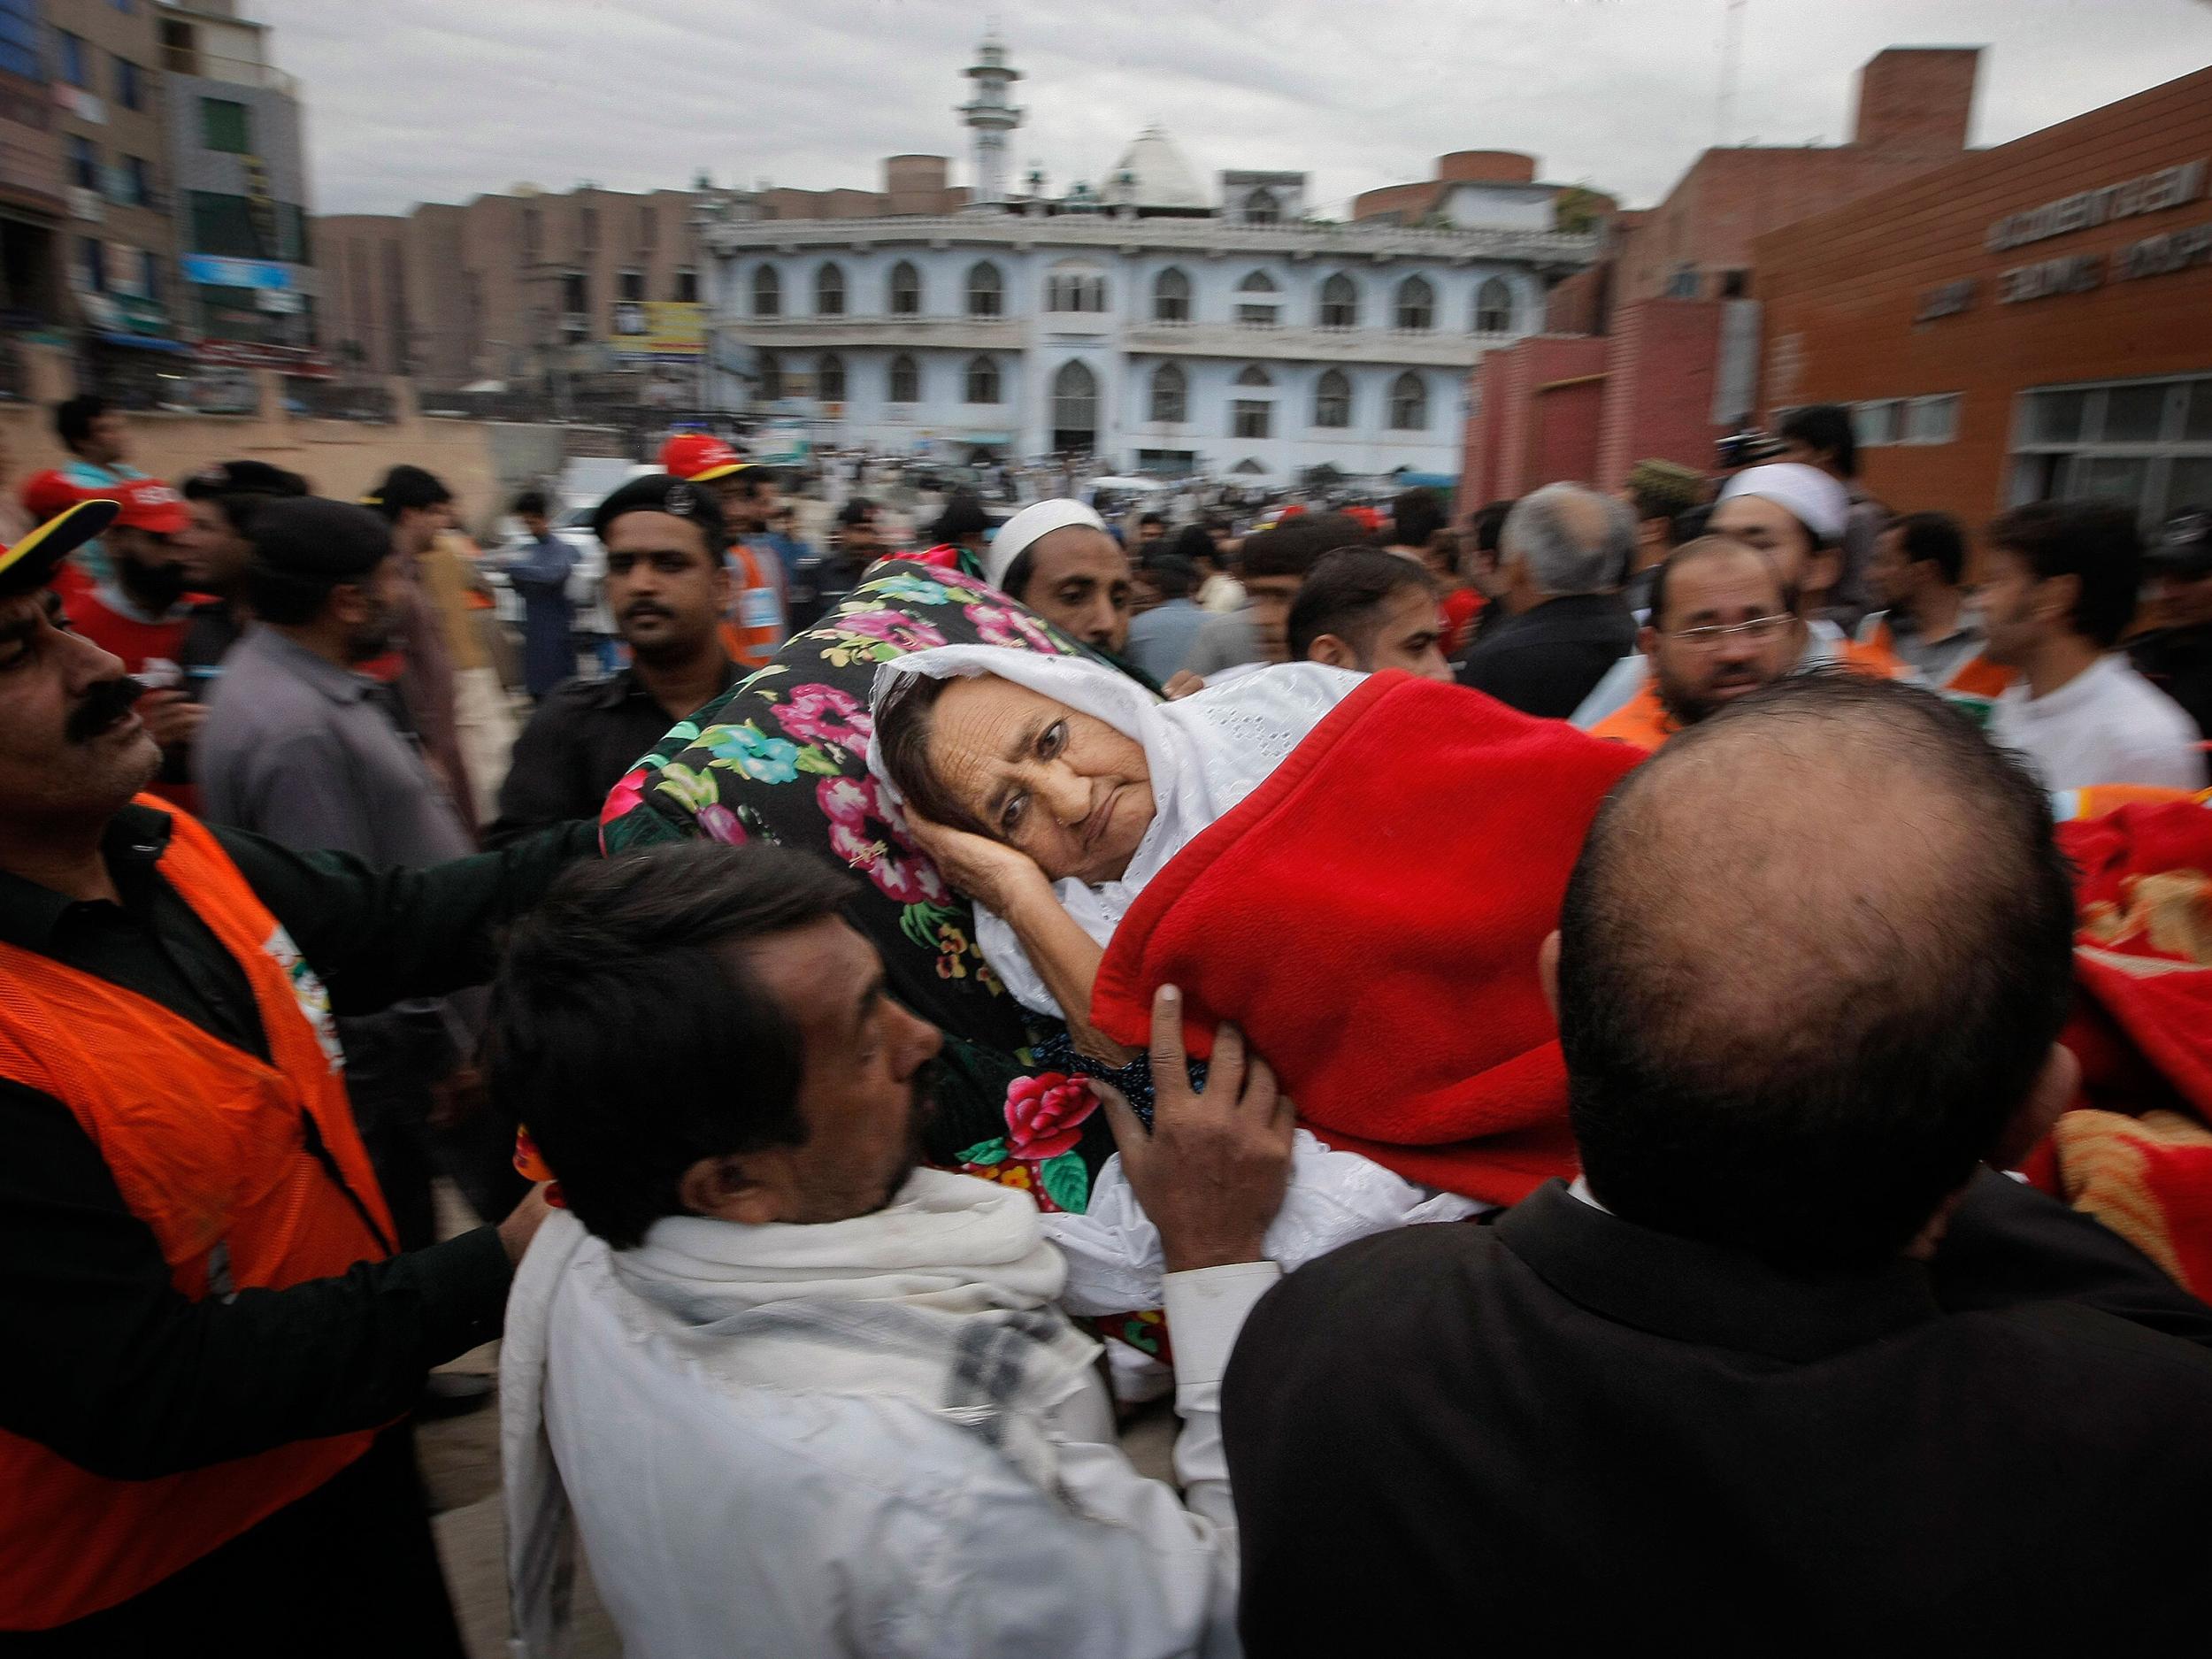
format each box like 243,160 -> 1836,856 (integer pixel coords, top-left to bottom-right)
1755,65 -> 2212,535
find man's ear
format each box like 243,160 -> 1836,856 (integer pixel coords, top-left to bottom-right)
1636,623 -> 1660,661
1307,633 -> 1359,672
2036,572 -> 2081,629
678,1150 -> 792,1226
1539,930 -> 1562,1022
1989,1042 -> 2080,1171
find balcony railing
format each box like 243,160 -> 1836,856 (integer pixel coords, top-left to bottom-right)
161,49 -> 299,97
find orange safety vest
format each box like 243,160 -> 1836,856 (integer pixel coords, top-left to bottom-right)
0,801 -> 396,1630
1591,637 -> 1909,753
718,539 -> 787,670
1862,619 -> 2015,700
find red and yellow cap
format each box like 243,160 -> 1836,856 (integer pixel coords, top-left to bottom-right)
0,499 -> 122,598
657,432 -> 748,483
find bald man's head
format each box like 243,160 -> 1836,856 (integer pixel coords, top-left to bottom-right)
1555,674 -> 2076,1267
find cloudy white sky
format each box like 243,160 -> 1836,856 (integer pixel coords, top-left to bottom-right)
258,0 -> 2212,219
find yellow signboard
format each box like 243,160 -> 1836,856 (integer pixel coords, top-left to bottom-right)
612,300 -> 706,359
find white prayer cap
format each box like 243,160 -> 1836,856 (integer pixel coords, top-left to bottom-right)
983,498 -> 1110,592
1715,463 -> 1850,543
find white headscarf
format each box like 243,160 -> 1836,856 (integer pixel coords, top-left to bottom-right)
982,499 -> 1109,591
868,646 -> 1360,1016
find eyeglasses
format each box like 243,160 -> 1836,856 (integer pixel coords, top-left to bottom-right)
1665,614 -> 1793,649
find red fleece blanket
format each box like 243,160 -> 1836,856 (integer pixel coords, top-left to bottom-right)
1090,672 -> 1642,1205
2023,801 -> 2212,1297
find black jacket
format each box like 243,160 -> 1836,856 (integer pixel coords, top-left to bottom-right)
1455,592 -> 1636,719
1223,1174 -> 2212,1655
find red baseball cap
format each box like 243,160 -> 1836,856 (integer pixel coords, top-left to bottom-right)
19,470 -> 80,525
657,433 -> 748,483
104,478 -> 190,534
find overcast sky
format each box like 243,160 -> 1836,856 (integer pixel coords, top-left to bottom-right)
259,0 -> 2212,219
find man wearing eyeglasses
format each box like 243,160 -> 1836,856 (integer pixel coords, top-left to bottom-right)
1591,537 -> 1810,749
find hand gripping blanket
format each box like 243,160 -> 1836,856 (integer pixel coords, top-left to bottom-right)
1089,671 -> 1642,1205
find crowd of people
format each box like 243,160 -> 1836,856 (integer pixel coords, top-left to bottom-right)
1,388 -> 2209,1655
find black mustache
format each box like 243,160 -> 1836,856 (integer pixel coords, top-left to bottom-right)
623,603 -> 672,620
66,676 -> 146,744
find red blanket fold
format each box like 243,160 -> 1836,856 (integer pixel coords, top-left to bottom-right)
2033,800 -> 2212,1296
1090,672 -> 1642,1205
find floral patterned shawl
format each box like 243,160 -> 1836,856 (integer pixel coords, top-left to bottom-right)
595,558 -> 1125,1233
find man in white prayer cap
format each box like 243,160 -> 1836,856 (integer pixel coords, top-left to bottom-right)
983,500 -> 1136,664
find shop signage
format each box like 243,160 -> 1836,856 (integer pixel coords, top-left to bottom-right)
180,254 -> 295,291
1986,159 -> 2207,252
193,339 -> 333,378
1998,253 -> 2102,304
611,299 -> 706,361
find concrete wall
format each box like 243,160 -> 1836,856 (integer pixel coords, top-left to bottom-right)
1594,298 -> 1725,489
1457,334 -> 1607,506
1,342 -> 595,536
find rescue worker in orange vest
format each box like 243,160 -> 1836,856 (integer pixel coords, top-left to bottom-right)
1592,536 -> 1812,750
0,500 -> 580,1649
658,433 -> 787,668
1859,510 -> 2015,722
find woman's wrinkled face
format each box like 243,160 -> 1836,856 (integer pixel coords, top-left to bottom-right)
926,673 -> 1156,883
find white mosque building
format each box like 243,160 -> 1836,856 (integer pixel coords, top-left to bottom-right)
699,39 -> 1600,485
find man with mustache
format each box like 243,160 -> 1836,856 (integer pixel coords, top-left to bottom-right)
0,499 -> 584,1648
1592,536 -> 1809,749
486,473 -> 741,847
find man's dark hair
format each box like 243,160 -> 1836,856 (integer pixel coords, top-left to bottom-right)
873,672 -> 990,840
1391,487 -> 1447,549
1138,552 -> 1199,602
1778,404 -> 1859,480
1469,499 -> 1514,557
1138,511 -> 1165,531
926,491 -> 986,542
180,459 -> 309,536
1240,511 -> 1367,581
1646,534 -> 1798,633
368,464 -> 453,523
1169,522 -> 1218,571
54,395 -> 110,452
1287,546 -> 1438,661
1986,499 -> 2141,649
512,488 -> 549,519
486,844 -> 858,1249
1557,674 -> 2077,1269
1888,510 -> 1966,588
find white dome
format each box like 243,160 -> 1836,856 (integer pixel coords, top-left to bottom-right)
1105,127 -> 1207,210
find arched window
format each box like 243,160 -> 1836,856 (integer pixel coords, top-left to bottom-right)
1149,362 -> 1187,423
1236,269 -> 1279,327
816,352 -> 846,403
888,353 -> 919,403
814,262 -> 845,317
966,261 -> 1002,318
1313,369 -> 1351,429
1053,359 -> 1098,450
1246,188 -> 1279,226
1233,365 -> 1271,439
752,265 -> 781,318
1048,271 -> 1108,313
888,260 -> 923,316
964,356 -> 1001,404
1475,275 -> 1515,334
759,351 -> 783,403
1235,364 -> 1272,388
1152,266 -> 1190,322
1318,273 -> 1358,329
1388,372 -> 1428,430
1232,458 -> 1266,476
1394,275 -> 1434,331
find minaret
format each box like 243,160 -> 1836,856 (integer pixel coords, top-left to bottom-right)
958,35 -> 1025,207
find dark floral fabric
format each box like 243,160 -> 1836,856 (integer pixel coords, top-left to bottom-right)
595,557 -> 1126,1201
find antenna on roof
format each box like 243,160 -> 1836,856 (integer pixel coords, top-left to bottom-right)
1714,0 -> 1748,147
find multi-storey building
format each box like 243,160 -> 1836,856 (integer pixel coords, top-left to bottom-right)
43,0 -> 180,381
0,0 -> 67,373
157,0 -> 315,363
700,42 -> 1598,480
